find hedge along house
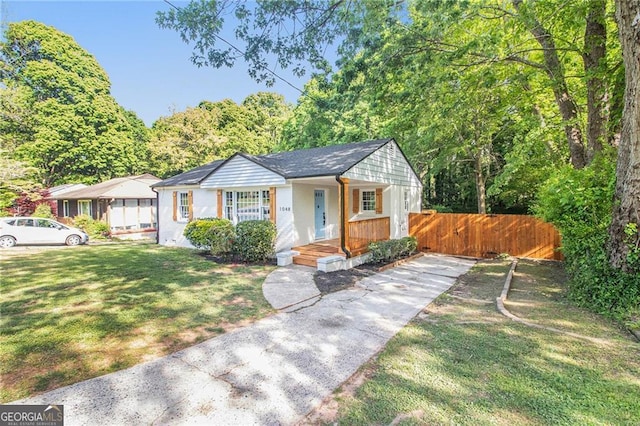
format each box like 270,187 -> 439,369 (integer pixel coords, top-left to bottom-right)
50,174 -> 161,240
152,139 -> 423,270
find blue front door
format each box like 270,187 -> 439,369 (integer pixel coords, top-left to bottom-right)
314,190 -> 326,239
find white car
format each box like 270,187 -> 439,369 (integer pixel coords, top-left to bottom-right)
0,217 -> 89,248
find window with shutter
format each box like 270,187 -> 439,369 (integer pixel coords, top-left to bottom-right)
362,190 -> 376,212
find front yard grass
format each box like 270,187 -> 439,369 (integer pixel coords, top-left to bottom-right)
318,259 -> 640,425
0,243 -> 275,402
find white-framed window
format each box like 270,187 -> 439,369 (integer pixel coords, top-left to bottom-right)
224,190 -> 270,223
404,189 -> 410,212
78,200 -> 92,217
361,190 -> 376,212
178,192 -> 190,221
62,200 -> 70,217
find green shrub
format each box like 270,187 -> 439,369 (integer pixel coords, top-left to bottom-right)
232,220 -> 276,262
33,203 -> 55,219
183,218 -> 235,255
368,236 -> 417,264
534,156 -> 640,328
73,215 -> 110,239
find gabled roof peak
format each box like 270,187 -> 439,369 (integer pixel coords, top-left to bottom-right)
153,139 -> 395,187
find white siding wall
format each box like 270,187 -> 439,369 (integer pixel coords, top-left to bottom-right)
344,141 -> 422,239
201,155 -> 285,188
347,184 -> 419,239
344,140 -> 421,188
156,187 -> 217,248
275,186 -> 294,252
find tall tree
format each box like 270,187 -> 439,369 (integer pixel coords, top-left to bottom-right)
608,0 -> 640,272
148,94 -> 291,178
0,21 -> 149,186
157,0 -> 618,170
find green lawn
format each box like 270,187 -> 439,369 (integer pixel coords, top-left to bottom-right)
0,243 -> 275,402
320,260 -> 640,425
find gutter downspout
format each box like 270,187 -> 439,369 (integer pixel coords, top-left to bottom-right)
151,187 -> 159,244
335,175 -> 352,258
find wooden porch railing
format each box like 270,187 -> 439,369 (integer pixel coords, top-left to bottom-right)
347,217 -> 390,256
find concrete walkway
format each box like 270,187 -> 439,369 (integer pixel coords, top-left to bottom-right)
262,264 -> 320,310
14,254 -> 475,425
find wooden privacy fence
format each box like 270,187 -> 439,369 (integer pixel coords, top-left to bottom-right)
409,212 -> 563,260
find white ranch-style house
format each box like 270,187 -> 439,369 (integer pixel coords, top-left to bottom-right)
152,139 -> 423,270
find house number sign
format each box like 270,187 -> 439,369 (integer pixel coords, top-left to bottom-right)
279,206 -> 291,212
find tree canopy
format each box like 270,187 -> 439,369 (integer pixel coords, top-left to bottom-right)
0,20 -> 149,186
147,93 -> 291,178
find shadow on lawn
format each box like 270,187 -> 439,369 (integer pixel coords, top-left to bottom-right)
331,259 -> 640,425
0,244 -> 274,402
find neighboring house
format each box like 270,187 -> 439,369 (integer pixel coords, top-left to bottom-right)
49,174 -> 161,240
48,183 -> 88,198
46,183 -> 87,216
153,139 -> 423,270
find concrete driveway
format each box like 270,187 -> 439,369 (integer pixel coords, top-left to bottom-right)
14,254 -> 475,425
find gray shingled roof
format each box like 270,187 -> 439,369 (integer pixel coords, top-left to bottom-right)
153,139 -> 393,187
152,160 -> 225,188
246,139 -> 391,178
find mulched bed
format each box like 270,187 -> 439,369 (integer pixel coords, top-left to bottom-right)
313,253 -> 423,295
313,267 -> 378,295
197,251 -> 277,266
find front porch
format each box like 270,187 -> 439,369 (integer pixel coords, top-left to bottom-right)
287,216 -> 391,270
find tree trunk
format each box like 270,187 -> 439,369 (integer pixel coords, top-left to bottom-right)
583,0 -> 608,162
474,154 -> 487,214
608,0 -> 640,271
512,0 -> 587,169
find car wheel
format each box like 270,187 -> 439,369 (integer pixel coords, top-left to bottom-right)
0,236 -> 17,248
66,235 -> 82,246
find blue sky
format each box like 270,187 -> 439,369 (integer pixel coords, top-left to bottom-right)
1,1 -> 310,126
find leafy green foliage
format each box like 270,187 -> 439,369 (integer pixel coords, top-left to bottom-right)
32,203 -> 55,219
232,220 -> 276,263
148,94 -> 291,178
0,21 -> 149,186
535,156 -> 640,326
72,215 -> 109,239
183,218 -> 235,255
0,153 -> 41,213
367,237 -> 417,265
